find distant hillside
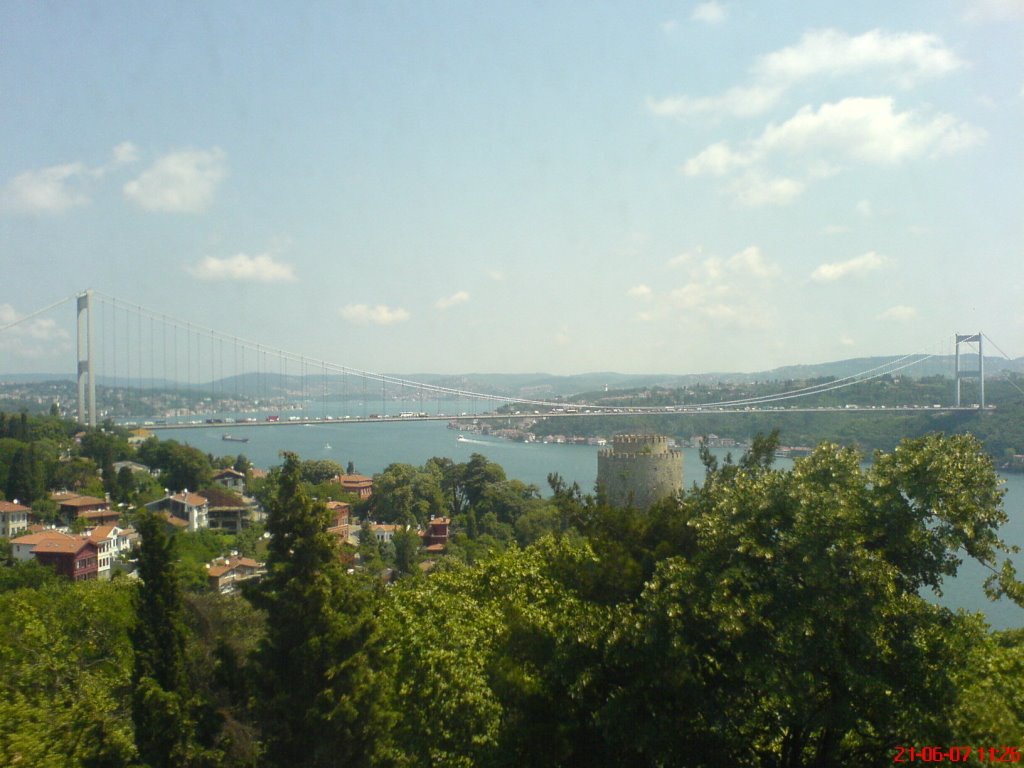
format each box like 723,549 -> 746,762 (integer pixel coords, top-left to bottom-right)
5,355 -> 1021,399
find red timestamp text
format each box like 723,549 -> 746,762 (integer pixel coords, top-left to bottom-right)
893,746 -> 1022,763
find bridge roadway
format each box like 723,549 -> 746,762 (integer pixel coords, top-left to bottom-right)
134,404 -> 988,431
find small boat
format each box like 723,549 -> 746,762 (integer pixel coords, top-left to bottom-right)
222,434 -> 249,443
324,443 -> 332,450
457,435 -> 469,443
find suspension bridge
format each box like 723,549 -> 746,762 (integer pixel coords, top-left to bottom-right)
0,290 -> 1001,428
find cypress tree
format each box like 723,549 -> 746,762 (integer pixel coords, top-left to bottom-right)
131,510 -> 190,767
248,452 -> 382,767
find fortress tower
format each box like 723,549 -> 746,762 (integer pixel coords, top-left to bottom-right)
597,434 -> 683,510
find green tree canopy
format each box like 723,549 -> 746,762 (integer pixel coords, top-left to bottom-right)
371,462 -> 445,526
248,452 -> 383,768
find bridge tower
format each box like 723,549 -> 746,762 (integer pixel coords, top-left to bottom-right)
954,332 -> 984,408
76,290 -> 97,427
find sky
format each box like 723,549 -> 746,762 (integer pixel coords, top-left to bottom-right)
1,1 -> 1022,377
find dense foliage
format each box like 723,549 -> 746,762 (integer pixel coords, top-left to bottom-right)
1,427 -> 1023,766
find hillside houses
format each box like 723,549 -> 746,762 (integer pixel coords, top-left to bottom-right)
10,527 -> 137,580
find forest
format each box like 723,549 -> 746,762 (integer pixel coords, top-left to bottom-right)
1,412 -> 1024,766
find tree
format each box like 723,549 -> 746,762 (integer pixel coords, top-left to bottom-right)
392,527 -> 421,576
371,463 -> 445,525
139,439 -> 213,492
131,510 -> 191,767
4,444 -> 45,504
0,580 -> 137,766
595,434 -> 1018,766
300,458 -> 345,485
375,538 -> 614,767
114,465 -> 135,504
248,452 -> 382,768
233,453 -> 251,474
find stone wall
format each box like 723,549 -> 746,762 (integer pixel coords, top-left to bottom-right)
597,434 -> 683,510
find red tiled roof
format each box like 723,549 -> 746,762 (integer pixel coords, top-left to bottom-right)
160,512 -> 189,528
56,495 -> 108,508
89,525 -> 118,542
0,500 -> 31,513
171,492 -> 208,506
335,474 -> 373,487
11,531 -> 75,547
32,537 -> 95,555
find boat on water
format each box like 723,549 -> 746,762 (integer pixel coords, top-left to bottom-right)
222,434 -> 249,443
457,435 -> 469,442
324,443 -> 332,450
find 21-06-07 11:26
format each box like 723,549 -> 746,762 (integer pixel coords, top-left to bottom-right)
894,746 -> 1022,762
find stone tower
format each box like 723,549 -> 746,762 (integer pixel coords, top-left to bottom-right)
597,434 -> 683,509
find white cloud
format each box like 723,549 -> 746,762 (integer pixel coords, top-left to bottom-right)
661,19 -> 679,34
727,246 -> 781,278
755,28 -> 965,88
754,97 -> 985,164
691,2 -> 726,24
682,142 -> 753,177
683,98 -> 984,205
684,98 -> 985,173
189,252 -> 297,283
487,269 -> 505,281
340,304 -> 410,326
728,173 -> 805,207
112,142 -> 140,165
648,246 -> 781,330
822,224 -> 851,235
810,251 -> 886,282
649,85 -> 783,119
840,335 -> 857,347
124,148 -> 227,212
0,304 -> 72,357
2,162 -> 90,213
856,199 -> 873,217
627,284 -> 652,299
436,290 -> 470,309
667,248 -> 701,268
670,282 -> 718,309
963,0 -> 1024,22
877,305 -> 918,321
650,29 -> 964,122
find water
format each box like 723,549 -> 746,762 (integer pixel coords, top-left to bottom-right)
167,420 -> 1024,630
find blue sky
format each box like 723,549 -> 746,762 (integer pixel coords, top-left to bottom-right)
2,1 -> 1022,376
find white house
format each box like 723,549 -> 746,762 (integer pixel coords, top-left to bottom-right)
145,491 -> 209,532
0,500 -> 30,539
88,525 -> 137,579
